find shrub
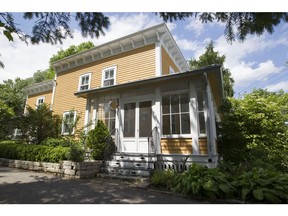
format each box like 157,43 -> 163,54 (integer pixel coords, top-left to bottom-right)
150,170 -> 176,190
172,163 -> 236,200
0,141 -> 84,163
235,168 -> 288,203
86,120 -> 116,160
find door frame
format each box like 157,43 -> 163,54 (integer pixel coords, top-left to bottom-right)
120,95 -> 155,153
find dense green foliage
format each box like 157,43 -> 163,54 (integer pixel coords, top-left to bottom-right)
0,141 -> 69,163
15,104 -> 62,144
218,89 -> 288,172
189,41 -> 234,97
235,168 -> 288,203
0,99 -> 15,140
86,120 -> 116,160
151,163 -> 288,203
150,170 -> 176,190
0,140 -> 84,162
172,164 -> 236,199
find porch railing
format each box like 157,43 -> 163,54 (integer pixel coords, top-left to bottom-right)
147,126 -> 159,168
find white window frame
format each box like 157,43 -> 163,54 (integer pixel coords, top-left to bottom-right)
78,73 -> 92,91
196,90 -> 207,137
161,91 -> 191,138
36,96 -> 45,107
62,111 -> 77,135
102,66 -> 117,87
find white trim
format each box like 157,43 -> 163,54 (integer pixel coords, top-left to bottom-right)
78,72 -> 92,91
101,66 -> 117,87
84,99 -> 90,134
24,95 -> 28,114
190,80 -> 199,155
50,74 -> 57,111
62,111 -> 77,135
155,42 -> 162,77
92,98 -> 97,130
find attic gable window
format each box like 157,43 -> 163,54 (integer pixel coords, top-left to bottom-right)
102,66 -> 117,87
78,73 -> 91,91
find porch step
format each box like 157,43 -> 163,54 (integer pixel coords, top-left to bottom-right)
102,152 -> 156,177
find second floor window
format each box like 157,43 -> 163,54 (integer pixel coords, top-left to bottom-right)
36,97 -> 45,107
78,73 -> 91,91
102,66 -> 117,87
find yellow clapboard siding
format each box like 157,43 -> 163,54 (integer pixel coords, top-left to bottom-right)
26,90 -> 53,110
161,138 -> 192,154
161,46 -> 180,75
53,44 -> 156,132
199,137 -> 208,155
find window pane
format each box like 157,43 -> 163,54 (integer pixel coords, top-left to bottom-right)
162,95 -> 170,114
199,112 -> 206,134
139,101 -> 152,137
171,114 -> 180,134
104,79 -> 114,86
105,71 -> 109,79
162,115 -> 170,135
110,119 -> 115,135
80,85 -> 88,91
171,94 -> 179,113
110,109 -> 116,118
181,113 -> 190,134
124,103 -> 135,137
180,93 -> 189,112
109,69 -> 114,78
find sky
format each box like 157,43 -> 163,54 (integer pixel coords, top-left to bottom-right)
1,1 -> 288,99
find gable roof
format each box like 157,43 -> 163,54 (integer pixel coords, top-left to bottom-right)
23,80 -> 54,96
52,23 -> 189,74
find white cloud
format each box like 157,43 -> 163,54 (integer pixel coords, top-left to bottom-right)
0,13 -> 162,83
265,80 -> 288,92
185,19 -> 205,37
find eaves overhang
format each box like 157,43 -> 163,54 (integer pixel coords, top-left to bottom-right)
23,80 -> 54,96
52,23 -> 189,74
75,64 -> 222,99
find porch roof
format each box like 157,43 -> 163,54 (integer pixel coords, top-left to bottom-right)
74,64 -> 224,106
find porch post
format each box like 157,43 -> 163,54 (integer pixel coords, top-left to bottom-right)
190,79 -> 199,155
153,87 -> 161,154
84,98 -> 90,134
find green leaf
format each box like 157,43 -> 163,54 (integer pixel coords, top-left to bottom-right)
3,30 -> 14,41
253,188 -> 264,201
263,192 -> 282,204
241,188 -> 250,201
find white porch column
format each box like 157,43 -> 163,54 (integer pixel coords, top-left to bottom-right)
153,87 -> 161,154
91,98 -> 97,130
84,98 -> 90,134
190,80 -> 199,155
155,42 -> 162,77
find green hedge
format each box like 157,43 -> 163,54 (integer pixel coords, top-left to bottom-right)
0,141 -> 72,163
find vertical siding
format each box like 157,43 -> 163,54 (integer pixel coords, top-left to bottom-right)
53,44 -> 156,131
160,138 -> 192,154
161,46 -> 180,75
26,90 -> 53,110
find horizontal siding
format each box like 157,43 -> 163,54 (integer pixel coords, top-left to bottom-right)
162,46 -> 180,75
53,44 -> 156,131
161,138 -> 192,154
199,137 -> 208,155
26,90 -> 53,110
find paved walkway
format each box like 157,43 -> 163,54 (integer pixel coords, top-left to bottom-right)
0,166 -> 211,204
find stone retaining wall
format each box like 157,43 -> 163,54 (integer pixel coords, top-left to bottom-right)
0,158 -> 102,179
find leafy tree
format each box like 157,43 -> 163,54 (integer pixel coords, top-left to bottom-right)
157,12 -> 288,43
1,12 -> 287,45
16,103 -> 62,144
0,77 -> 33,115
189,41 -> 234,97
0,99 -> 15,140
218,89 -> 288,172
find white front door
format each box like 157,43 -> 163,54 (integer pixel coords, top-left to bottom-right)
122,100 -> 152,153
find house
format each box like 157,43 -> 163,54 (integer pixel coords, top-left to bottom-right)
24,23 -> 224,176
